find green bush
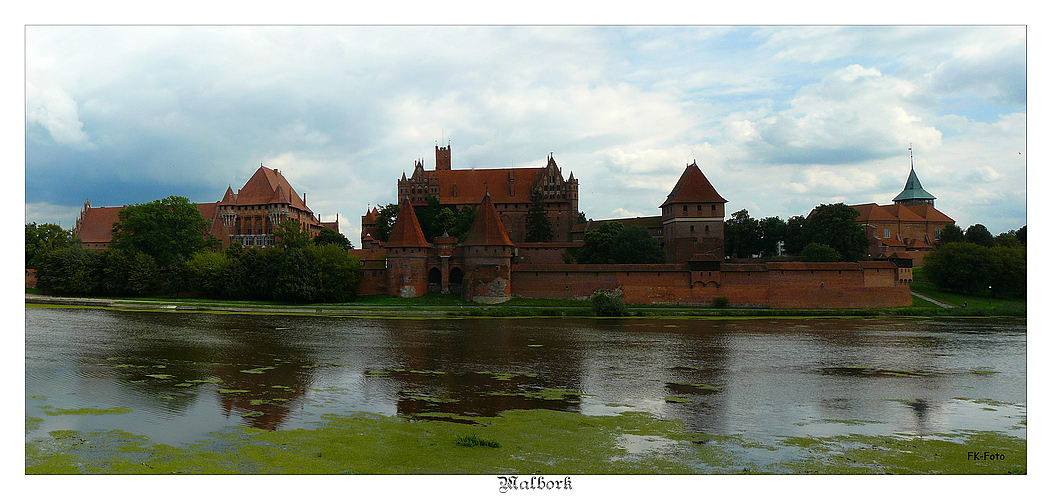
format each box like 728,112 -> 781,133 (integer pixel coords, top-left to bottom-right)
712,296 -> 730,308
591,294 -> 628,317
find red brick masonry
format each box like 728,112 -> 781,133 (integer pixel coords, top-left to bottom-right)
510,261 -> 911,308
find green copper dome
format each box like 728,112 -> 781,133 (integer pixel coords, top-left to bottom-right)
893,167 -> 935,202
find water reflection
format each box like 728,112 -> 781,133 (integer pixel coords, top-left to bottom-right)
25,307 -> 1026,446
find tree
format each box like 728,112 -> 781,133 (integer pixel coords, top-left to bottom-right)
965,224 -> 995,247
186,251 -> 230,296
26,222 -> 77,268
414,196 -> 442,241
923,242 -> 998,295
576,222 -> 623,264
112,195 -> 217,267
609,226 -> 666,264
305,244 -> 362,302
783,215 -> 808,255
759,216 -> 787,257
800,242 -> 841,262
224,246 -> 283,300
525,189 -> 554,242
35,245 -> 99,296
272,248 -> 318,303
937,224 -> 967,245
451,205 -> 477,241
124,251 -> 161,296
989,245 -> 1025,298
373,203 -> 400,242
314,227 -> 352,250
577,222 -> 665,264
273,218 -> 312,249
994,230 -> 1021,248
433,207 -> 459,238
1016,225 -> 1026,245
801,203 -> 868,261
724,209 -> 762,258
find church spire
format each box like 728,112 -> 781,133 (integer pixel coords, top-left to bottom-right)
893,145 -> 936,207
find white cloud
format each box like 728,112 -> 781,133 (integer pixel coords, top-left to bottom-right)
23,26 -> 1026,236
25,82 -> 94,149
732,64 -> 942,166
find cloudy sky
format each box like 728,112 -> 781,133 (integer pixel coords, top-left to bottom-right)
24,23 -> 1027,242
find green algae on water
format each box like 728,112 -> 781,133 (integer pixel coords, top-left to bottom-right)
25,408 -> 1027,474
43,406 -> 132,416
240,366 -> 276,374
776,431 -> 1026,474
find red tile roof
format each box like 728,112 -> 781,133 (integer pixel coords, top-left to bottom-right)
851,202 -> 954,226
851,203 -> 896,222
904,204 -> 954,223
221,166 -> 311,212
429,167 -> 547,206
386,197 -> 430,248
461,192 -> 514,247
75,202 -> 221,245
74,205 -> 123,243
661,161 -> 727,207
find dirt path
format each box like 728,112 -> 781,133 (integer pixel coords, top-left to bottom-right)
910,291 -> 954,308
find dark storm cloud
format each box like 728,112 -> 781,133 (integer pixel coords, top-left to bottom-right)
25,25 -> 1026,236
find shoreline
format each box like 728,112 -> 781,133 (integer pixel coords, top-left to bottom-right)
25,294 -> 1026,319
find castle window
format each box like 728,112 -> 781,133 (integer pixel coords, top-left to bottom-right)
683,206 -> 688,214
698,205 -> 703,211
883,229 -> 891,239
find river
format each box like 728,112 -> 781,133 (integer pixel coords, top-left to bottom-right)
25,306 -> 1026,451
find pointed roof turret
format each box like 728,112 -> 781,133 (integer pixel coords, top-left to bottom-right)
362,207 -> 378,225
386,197 -> 430,248
219,185 -> 237,205
461,192 -> 514,247
269,185 -> 291,205
893,167 -> 936,204
661,160 -> 727,207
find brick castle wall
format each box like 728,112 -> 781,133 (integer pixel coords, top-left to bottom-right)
510,262 -> 911,308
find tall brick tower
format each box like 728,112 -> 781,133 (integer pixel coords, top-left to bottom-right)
460,192 -> 515,303
660,161 -> 727,263
385,197 -> 432,297
436,144 -> 451,171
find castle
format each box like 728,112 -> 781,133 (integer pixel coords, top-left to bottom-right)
67,144 -> 944,308
73,165 -> 338,250
848,152 -> 954,265
351,146 -> 920,307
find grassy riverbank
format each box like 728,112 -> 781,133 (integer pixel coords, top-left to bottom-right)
26,288 -> 1024,318
25,407 -> 1025,474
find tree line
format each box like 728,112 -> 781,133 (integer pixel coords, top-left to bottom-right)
723,203 -> 870,262
28,196 -> 361,303
922,223 -> 1026,298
